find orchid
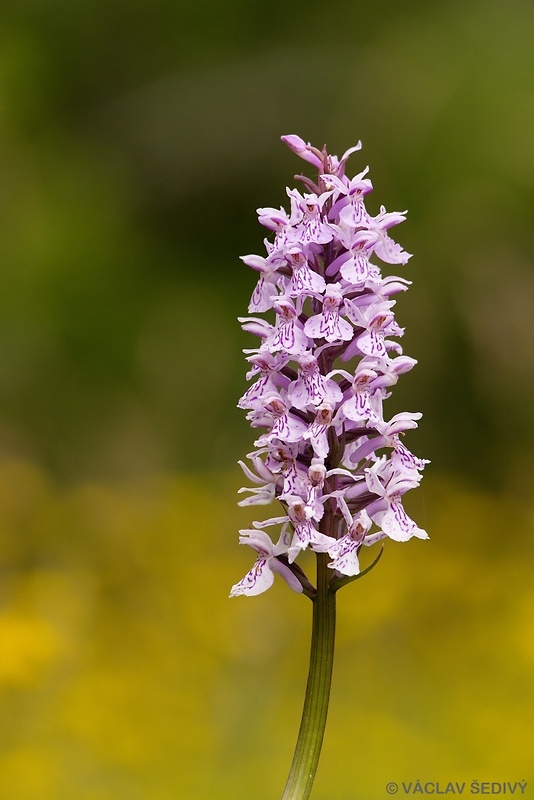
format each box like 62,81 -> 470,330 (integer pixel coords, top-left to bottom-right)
229,528 -> 303,597
231,135 -> 428,800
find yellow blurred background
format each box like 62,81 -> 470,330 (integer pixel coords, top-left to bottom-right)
0,0 -> 533,797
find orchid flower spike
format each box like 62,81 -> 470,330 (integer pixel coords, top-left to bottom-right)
231,135 -> 428,598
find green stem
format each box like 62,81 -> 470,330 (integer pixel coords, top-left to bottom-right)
281,551 -> 336,800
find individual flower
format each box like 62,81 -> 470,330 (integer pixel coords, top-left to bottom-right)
287,352 -> 342,410
303,283 -> 353,343
229,529 -> 303,596
327,508 -> 374,576
263,298 -> 310,355
364,458 -> 428,542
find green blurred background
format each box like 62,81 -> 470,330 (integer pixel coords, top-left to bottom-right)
1,0 -> 533,798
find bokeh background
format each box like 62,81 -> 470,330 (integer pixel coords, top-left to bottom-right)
1,0 -> 533,798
